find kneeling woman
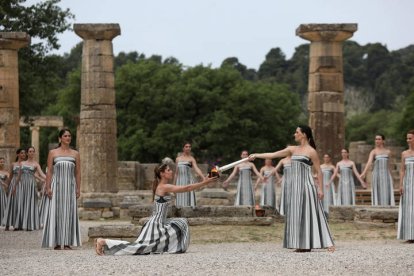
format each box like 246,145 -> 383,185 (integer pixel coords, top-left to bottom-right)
250,125 -> 334,252
95,163 -> 217,255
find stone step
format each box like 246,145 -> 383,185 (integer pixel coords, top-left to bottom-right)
329,205 -> 399,223
135,216 -> 275,226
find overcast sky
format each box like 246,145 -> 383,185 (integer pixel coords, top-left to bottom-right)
47,0 -> 414,69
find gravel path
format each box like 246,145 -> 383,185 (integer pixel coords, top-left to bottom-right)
1,221 -> 413,275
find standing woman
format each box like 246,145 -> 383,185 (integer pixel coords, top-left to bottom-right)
397,130 -> 414,243
250,126 -> 334,252
174,142 -> 205,207
360,135 -> 395,206
223,150 -> 264,206
2,149 -> 26,230
330,149 -> 366,206
0,157 -> 10,223
274,156 -> 292,216
320,154 -> 336,216
254,159 -> 277,209
14,147 -> 46,231
95,163 -> 217,255
42,129 -> 81,250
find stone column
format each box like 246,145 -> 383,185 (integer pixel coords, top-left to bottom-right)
30,126 -> 40,161
74,24 -> 120,193
0,32 -> 30,164
296,24 -> 357,162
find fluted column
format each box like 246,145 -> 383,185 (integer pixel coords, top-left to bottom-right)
296,24 -> 357,162
0,32 -> 30,164
74,24 -> 120,193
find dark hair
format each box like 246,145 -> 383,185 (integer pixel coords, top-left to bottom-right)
323,153 -> 331,158
342,148 -> 349,153
0,157 -> 5,160
375,134 -> 385,140
26,146 -> 35,152
182,141 -> 191,148
15,148 -> 25,162
152,163 -> 169,200
57,128 -> 72,148
298,125 -> 316,149
407,129 -> 414,135
241,150 -> 249,155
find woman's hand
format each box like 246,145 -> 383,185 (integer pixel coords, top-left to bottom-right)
317,189 -> 324,200
76,188 -> 80,199
400,186 -> 404,196
46,187 -> 52,199
248,154 -> 256,161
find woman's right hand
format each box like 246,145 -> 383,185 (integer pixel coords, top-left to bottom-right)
248,154 -> 256,161
46,187 -> 52,199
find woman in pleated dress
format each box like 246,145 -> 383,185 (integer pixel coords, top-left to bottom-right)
330,149 -> 366,205
2,149 -> 26,231
223,150 -> 264,206
397,129 -> 414,243
320,154 -> 336,217
0,157 -> 10,223
274,156 -> 292,216
360,135 -> 395,206
254,159 -> 277,209
14,147 -> 46,231
42,129 -> 81,250
174,142 -> 205,207
250,125 -> 335,252
94,163 -> 217,255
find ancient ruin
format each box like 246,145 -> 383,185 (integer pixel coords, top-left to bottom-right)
0,32 -> 30,164
296,24 -> 357,162
74,24 -> 120,194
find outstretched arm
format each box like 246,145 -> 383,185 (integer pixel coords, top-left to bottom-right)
360,150 -> 375,179
250,147 -> 293,161
161,177 -> 217,194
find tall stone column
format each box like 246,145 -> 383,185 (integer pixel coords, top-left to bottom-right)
0,32 -> 30,164
74,24 -> 120,193
30,126 -> 40,161
296,24 -> 357,162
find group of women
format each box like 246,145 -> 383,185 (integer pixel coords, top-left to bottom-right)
0,128 -> 82,250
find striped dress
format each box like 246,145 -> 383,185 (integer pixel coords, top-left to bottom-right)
1,166 -> 21,228
284,155 -> 334,249
337,165 -> 355,205
14,165 -> 39,231
175,161 -> 196,207
260,170 -> 276,209
397,156 -> 414,240
42,156 -> 81,248
235,166 -> 255,206
0,173 -> 8,223
372,154 -> 395,206
38,183 -> 48,228
322,167 -> 336,215
103,195 -> 189,255
279,163 -> 292,216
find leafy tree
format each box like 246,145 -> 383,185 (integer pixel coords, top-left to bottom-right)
258,47 -> 288,82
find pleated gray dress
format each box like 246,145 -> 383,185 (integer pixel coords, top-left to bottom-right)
235,166 -> 255,206
397,156 -> 414,241
337,165 -> 355,205
279,163 -> 291,216
260,170 -> 276,209
2,166 -> 20,228
322,167 -> 336,215
371,154 -> 395,206
175,161 -> 196,207
42,156 -> 81,248
283,155 -> 334,250
38,184 -> 48,228
14,165 -> 39,231
103,195 -> 189,255
0,173 -> 8,223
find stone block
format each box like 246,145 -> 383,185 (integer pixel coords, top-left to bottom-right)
111,207 -> 120,218
308,91 -> 343,113
81,71 -> 115,89
196,198 -> 231,206
117,161 -> 142,190
88,224 -> 141,239
120,208 -> 130,219
353,221 -> 396,230
177,205 -> 254,218
83,198 -> 112,208
329,206 -> 355,222
81,87 -> 115,105
199,188 -> 230,199
79,210 -> 102,220
309,56 -> 343,73
102,211 -> 114,219
309,72 -> 343,93
137,216 -> 273,226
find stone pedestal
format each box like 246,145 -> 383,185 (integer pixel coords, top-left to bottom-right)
0,32 -> 30,164
74,24 -> 120,193
296,24 -> 357,162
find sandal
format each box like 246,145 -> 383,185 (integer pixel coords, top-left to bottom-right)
54,245 -> 61,250
95,238 -> 104,256
64,245 -> 72,250
294,249 -> 311,253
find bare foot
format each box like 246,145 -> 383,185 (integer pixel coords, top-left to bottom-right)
95,238 -> 105,256
327,246 -> 335,253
